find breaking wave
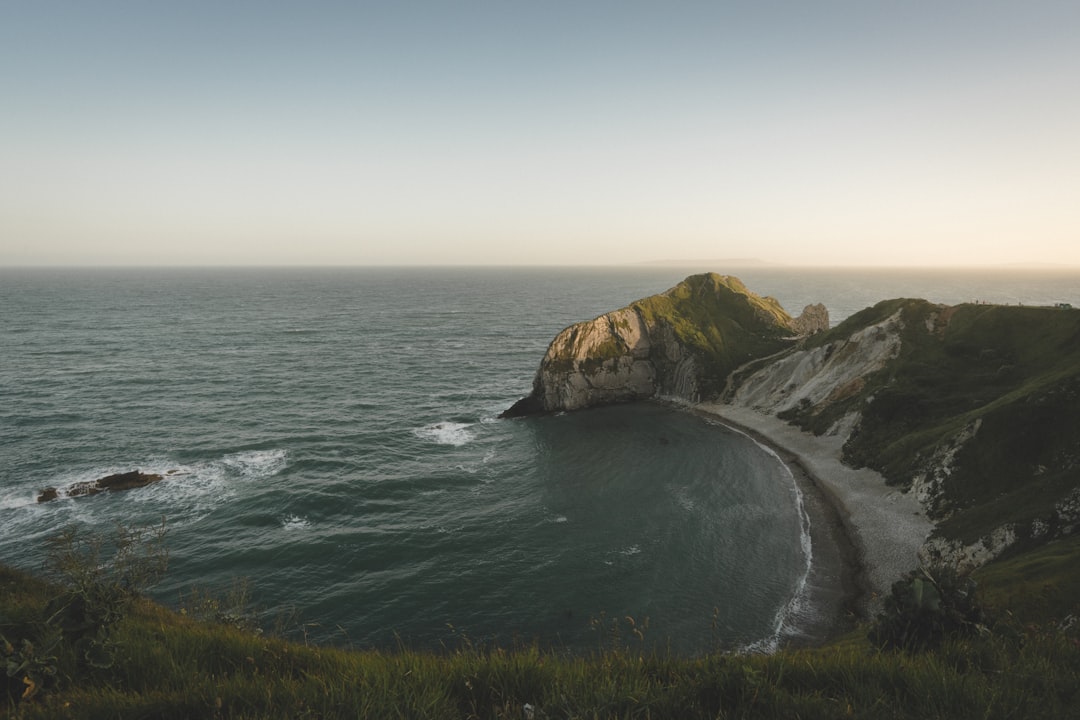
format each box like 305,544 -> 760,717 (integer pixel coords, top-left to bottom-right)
413,421 -> 474,446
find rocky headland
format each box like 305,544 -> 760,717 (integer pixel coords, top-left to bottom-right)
501,273 -> 828,417
505,273 -> 1080,613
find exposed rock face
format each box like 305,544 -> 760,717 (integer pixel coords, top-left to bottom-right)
503,273 -> 828,417
38,470 -> 164,503
729,309 -> 903,425
524,307 -> 657,412
508,280 -> 1080,578
728,298 -> 1080,574
792,303 -> 830,335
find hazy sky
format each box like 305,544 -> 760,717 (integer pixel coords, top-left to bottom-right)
3,1 -> 1079,267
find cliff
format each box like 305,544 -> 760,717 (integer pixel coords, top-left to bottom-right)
508,275 -> 1080,575
501,273 -> 828,416
726,298 -> 1080,571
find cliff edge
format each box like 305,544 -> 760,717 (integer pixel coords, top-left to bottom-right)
502,273 -> 827,417
725,297 -> 1080,572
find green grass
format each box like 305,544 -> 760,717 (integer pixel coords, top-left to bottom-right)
4,556 -> 1080,719
973,533 -> 1080,626
630,274 -> 798,398
777,300 -> 1080,546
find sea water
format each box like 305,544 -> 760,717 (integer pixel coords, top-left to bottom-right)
1,266 -> 1076,653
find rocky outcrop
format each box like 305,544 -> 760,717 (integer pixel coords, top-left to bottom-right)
502,273 -> 828,417
729,308 -> 904,430
792,303 -> 830,336
38,470 -> 164,502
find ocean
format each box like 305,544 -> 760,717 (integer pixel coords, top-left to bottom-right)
2,266 -> 1077,654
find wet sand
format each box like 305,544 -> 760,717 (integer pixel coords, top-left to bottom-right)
696,403 -> 934,644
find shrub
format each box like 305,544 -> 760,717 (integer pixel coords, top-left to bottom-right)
2,520 -> 169,705
869,566 -> 988,651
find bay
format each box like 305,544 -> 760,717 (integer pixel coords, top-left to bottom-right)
1,265 -> 1076,653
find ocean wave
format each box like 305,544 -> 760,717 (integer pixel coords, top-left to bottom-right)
744,450 -> 814,654
413,422 -> 474,447
10,450 -> 290,530
0,490 -> 39,511
219,449 -> 289,478
281,514 -> 310,531
707,421 -> 815,653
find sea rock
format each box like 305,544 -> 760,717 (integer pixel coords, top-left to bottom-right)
792,303 -> 830,335
37,470 -> 164,502
503,273 -> 827,416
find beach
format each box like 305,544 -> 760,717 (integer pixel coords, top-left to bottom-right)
697,402 -> 935,643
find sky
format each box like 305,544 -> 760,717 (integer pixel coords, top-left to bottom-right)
2,1 -> 1079,268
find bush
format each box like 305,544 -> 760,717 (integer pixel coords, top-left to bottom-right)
869,566 -> 988,651
1,520 -> 168,704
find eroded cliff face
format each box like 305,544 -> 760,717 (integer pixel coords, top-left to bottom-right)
502,273 -> 827,417
729,308 -> 904,436
530,307 -> 657,412
728,298 -> 1080,574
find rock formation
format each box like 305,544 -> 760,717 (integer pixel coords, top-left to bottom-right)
38,470 -> 164,502
502,273 -> 829,416
508,276 -> 1080,577
726,297 -> 1080,573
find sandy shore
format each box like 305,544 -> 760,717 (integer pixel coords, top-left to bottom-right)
696,402 -> 934,639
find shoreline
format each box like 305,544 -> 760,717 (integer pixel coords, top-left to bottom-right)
692,403 -> 934,645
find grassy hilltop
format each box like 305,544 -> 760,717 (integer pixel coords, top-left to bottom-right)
3,538 -> 1080,719
508,273 -> 813,415
630,273 -> 801,399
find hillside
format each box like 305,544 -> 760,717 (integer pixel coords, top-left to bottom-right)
502,273 -> 827,416
507,276 -> 1080,580
727,298 -> 1080,570
4,549 -> 1080,718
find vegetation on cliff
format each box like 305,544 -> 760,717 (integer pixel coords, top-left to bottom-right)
630,274 -> 800,399
774,299 -> 1080,559
505,273 -> 814,416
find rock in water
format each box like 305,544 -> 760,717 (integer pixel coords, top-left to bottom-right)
37,470 -> 164,502
502,273 -> 828,416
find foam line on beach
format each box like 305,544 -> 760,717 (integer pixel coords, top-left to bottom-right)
699,403 -> 933,616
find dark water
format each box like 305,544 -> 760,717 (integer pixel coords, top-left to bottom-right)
1,266 -> 1076,653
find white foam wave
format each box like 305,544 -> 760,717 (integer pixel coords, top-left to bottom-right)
0,491 -> 39,511
10,449 -> 292,537
715,421 -> 814,654
281,514 -> 310,531
413,422 -> 474,447
220,449 -> 289,478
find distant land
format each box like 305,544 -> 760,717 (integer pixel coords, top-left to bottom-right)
637,258 -> 777,267
636,259 -> 1080,270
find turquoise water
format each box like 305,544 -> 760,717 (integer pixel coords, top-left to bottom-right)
2,266 -> 1076,653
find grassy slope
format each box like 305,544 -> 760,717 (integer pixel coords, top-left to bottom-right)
631,274 -> 797,399
780,301 -> 1080,546
3,556 -> 1079,719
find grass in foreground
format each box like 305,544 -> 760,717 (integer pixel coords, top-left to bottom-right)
4,534 -> 1080,720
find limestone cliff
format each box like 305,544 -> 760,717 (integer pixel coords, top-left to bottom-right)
507,273 -> 1080,574
727,298 -> 1080,572
502,273 -> 828,416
